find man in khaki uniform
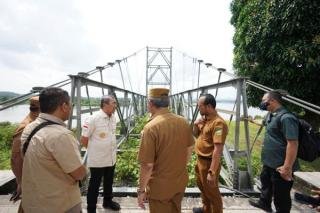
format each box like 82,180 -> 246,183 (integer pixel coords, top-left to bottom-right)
21,87 -> 87,213
137,88 -> 194,213
193,94 -> 228,213
10,96 -> 40,212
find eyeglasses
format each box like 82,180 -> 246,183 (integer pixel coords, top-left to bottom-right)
63,102 -> 74,107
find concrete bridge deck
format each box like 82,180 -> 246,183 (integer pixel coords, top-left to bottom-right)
0,195 -> 314,213
1,171 -> 318,212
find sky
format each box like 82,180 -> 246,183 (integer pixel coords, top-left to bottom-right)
0,0 -> 235,95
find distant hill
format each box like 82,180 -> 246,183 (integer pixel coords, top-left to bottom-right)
0,91 -> 20,101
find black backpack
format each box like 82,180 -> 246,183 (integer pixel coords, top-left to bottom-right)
278,112 -> 320,162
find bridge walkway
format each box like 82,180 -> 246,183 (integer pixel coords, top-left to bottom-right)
0,194 -> 313,213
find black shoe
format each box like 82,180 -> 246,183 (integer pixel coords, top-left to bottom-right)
192,207 -> 203,213
103,200 -> 121,211
249,198 -> 272,212
87,208 -> 96,213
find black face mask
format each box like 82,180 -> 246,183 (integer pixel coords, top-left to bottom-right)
259,101 -> 270,111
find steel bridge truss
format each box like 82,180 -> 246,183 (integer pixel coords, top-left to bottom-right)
2,46 -> 320,194
68,74 -> 147,145
146,47 -> 172,95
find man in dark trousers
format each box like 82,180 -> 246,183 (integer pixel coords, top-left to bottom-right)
249,90 -> 299,213
81,95 -> 120,213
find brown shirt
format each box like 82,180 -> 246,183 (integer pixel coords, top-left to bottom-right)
21,113 -> 82,213
195,110 -> 228,158
138,108 -> 194,200
11,113 -> 37,184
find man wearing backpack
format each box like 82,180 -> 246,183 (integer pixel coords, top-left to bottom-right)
249,90 -> 299,213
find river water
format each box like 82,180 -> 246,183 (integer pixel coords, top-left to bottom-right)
0,103 -> 267,124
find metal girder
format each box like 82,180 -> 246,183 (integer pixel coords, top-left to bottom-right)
68,74 -> 147,143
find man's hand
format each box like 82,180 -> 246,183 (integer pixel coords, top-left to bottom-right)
276,166 -> 292,181
10,184 -> 21,203
207,173 -> 217,187
194,117 -> 205,127
137,192 -> 147,209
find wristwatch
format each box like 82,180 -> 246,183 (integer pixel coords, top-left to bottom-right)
208,170 -> 215,176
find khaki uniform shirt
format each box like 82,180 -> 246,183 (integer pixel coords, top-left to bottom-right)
138,108 -> 195,200
195,110 -> 228,158
11,113 -> 37,183
81,110 -> 117,167
21,113 -> 82,213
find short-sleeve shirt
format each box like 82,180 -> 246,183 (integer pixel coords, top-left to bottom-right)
138,108 -> 195,200
261,107 -> 299,170
11,113 -> 36,155
195,110 -> 228,158
82,110 -> 117,167
21,113 -> 82,213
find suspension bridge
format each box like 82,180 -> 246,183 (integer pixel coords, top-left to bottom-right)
1,47 -> 320,212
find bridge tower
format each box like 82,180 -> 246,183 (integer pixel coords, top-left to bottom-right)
145,47 -> 172,95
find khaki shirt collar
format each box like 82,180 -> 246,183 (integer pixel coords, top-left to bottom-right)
205,109 -> 218,121
149,108 -> 170,121
38,113 -> 66,127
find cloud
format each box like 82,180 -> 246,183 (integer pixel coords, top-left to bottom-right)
0,0 -> 235,94
0,0 -> 99,93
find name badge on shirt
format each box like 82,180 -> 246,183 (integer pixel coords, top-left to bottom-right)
99,132 -> 107,138
215,128 -> 222,136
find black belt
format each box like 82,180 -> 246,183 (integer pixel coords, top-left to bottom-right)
197,155 -> 212,161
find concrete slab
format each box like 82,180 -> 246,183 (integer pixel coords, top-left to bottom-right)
294,172 -> 320,188
0,195 -> 313,213
0,171 -> 14,188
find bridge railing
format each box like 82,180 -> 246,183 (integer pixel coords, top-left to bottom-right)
67,74 -> 147,142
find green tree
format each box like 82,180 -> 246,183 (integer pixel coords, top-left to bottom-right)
231,0 -> 320,127
0,122 -> 17,169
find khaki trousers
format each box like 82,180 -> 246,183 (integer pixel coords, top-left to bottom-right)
195,158 -> 222,213
149,192 -> 184,213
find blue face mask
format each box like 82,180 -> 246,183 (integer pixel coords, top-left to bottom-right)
259,101 -> 269,111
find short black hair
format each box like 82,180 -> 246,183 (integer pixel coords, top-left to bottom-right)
200,93 -> 216,108
266,89 -> 287,104
100,95 -> 115,108
39,87 -> 70,113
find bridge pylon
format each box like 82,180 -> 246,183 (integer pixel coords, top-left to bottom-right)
145,47 -> 172,95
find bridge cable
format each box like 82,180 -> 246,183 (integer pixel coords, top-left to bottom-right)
116,61 -> 126,89
124,58 -> 133,92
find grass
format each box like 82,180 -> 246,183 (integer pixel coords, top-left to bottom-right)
1,117 -> 319,186
0,122 -> 17,170
226,119 -> 320,176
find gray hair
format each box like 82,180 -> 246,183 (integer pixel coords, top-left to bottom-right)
100,95 -> 115,108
